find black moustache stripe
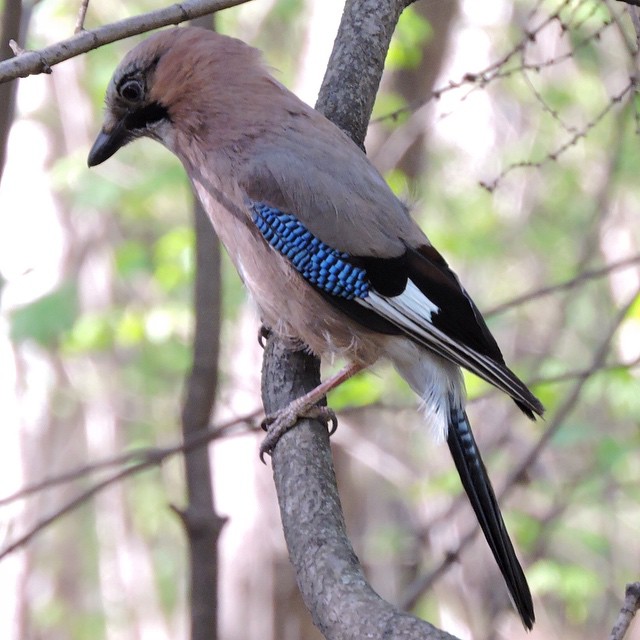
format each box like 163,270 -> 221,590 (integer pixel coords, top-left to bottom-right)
125,102 -> 170,131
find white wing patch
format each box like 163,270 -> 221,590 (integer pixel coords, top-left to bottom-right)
359,279 -> 439,325
358,278 -> 536,410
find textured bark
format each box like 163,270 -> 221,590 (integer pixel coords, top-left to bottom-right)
260,0 -> 460,638
316,0 -> 417,150
0,0 -> 251,84
262,339 -> 457,640
0,0 -> 23,181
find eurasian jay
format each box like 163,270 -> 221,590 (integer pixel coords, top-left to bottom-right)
88,27 -> 543,628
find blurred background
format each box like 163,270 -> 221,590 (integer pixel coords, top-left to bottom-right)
0,0 -> 639,639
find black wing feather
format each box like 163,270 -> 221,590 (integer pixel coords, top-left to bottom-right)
404,245 -> 504,361
338,244 -> 543,418
351,244 -> 505,360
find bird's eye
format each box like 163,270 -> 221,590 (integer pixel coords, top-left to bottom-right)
120,79 -> 144,102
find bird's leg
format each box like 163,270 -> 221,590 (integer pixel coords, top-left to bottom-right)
260,361 -> 365,461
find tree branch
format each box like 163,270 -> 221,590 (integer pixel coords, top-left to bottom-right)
486,252 -> 640,316
315,0 -> 408,149
261,0 -> 459,638
176,189 -> 225,640
0,0 -> 23,180
0,0 -> 252,85
609,583 -> 640,640
0,411 -> 260,559
74,0 -> 91,33
262,339 -> 456,640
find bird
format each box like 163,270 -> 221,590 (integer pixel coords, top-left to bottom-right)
88,26 -> 543,629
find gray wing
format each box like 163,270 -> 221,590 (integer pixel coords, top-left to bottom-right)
239,113 -> 423,259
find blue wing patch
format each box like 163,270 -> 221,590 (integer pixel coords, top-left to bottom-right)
251,202 -> 369,300
251,202 -> 370,300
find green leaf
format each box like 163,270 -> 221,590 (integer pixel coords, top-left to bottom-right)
529,560 -> 599,595
329,369 -> 386,410
153,227 -> 194,292
115,240 -> 152,278
10,283 -> 78,347
65,312 -> 113,353
387,6 -> 433,70
595,435 -> 628,468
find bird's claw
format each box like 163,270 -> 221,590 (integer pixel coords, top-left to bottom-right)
257,325 -> 271,348
259,405 -> 338,463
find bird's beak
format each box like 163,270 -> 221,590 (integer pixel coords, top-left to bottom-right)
87,119 -> 131,167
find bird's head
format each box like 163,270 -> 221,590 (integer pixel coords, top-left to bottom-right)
88,27 -> 268,167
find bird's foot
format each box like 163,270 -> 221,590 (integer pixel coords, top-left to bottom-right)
259,403 -> 337,463
257,324 -> 271,348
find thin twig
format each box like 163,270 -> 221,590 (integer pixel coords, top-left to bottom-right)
0,460 -> 159,560
0,448 -> 160,506
0,0 -> 252,84
527,355 -> 640,388
522,68 -> 579,134
372,1 -> 613,126
74,0 -> 90,34
0,409 -> 263,524
480,79 -> 635,191
604,0 -> 637,56
609,583 -> 640,640
486,253 -> 640,316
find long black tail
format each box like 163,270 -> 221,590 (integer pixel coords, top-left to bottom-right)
447,404 -> 535,629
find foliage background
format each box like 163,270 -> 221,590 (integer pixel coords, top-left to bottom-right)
0,0 -> 639,639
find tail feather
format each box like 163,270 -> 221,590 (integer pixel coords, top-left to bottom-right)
447,403 -> 535,630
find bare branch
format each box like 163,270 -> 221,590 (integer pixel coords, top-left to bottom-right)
74,0 -> 90,34
0,457 -> 162,561
0,447 -> 159,506
261,0 -> 461,638
480,78 -> 635,191
372,2 -> 614,127
521,68 -> 579,135
263,338 -> 457,640
486,253 -> 640,316
0,0 -> 22,180
0,410 -> 260,556
609,583 -> 640,640
0,0 -> 252,85
178,184 -> 224,638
